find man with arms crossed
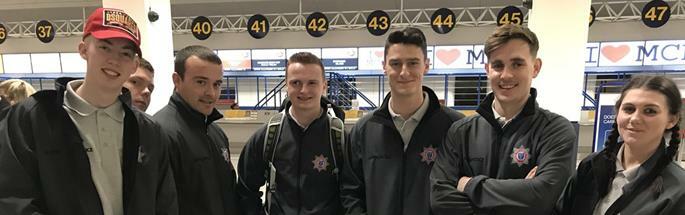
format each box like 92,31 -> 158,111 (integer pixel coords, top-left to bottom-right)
430,24 -> 576,214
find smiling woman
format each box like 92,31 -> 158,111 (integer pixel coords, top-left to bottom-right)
556,75 -> 685,215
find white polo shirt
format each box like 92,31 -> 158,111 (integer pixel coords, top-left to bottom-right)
63,80 -> 124,215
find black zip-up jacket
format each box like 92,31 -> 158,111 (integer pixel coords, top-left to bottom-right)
341,86 -> 464,215
0,80 -> 178,215
0,97 -> 9,119
430,88 -> 576,215
237,99 -> 345,215
153,93 -> 240,215
555,142 -> 685,215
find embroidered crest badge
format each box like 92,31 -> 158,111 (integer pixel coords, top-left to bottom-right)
221,147 -> 230,163
312,154 -> 329,172
420,146 -> 438,164
510,145 -> 530,167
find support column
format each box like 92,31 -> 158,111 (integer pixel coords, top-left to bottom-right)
102,0 -> 173,114
527,0 -> 591,122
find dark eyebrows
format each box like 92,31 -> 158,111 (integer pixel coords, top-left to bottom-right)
123,45 -> 137,53
101,38 -> 137,53
511,57 -> 526,63
192,76 -> 209,81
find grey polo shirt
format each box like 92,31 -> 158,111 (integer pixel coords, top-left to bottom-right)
593,145 -> 640,215
63,80 -> 124,215
389,92 -> 429,151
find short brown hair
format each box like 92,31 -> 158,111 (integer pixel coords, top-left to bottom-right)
286,52 -> 325,79
138,57 -> 154,74
384,27 -> 428,61
484,24 -> 539,59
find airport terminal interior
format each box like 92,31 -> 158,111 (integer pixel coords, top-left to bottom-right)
1,0 -> 685,165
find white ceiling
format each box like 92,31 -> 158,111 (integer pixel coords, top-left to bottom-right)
0,0 -> 624,23
0,0 -> 529,22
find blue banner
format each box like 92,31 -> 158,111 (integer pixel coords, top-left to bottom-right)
593,105 -> 616,152
251,60 -> 286,71
323,58 -> 358,70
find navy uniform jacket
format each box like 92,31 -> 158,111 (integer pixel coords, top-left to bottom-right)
555,142 -> 685,215
0,82 -> 178,215
430,88 -> 576,215
341,86 -> 464,215
153,93 -> 240,215
237,99 -> 344,215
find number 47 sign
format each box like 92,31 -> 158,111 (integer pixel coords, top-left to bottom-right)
642,0 -> 671,28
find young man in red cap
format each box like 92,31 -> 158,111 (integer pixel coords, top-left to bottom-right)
0,8 -> 177,215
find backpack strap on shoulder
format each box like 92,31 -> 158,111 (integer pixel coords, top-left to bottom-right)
262,111 -> 285,214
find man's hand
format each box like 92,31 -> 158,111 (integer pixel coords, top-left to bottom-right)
457,176 -> 471,192
525,166 -> 538,179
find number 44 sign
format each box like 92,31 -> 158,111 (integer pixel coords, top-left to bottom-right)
431,8 -> 455,34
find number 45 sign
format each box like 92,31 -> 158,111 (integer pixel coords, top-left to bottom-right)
497,6 -> 523,26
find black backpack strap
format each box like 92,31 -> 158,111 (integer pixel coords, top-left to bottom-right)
262,112 -> 285,214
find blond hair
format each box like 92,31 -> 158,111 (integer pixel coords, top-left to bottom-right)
0,79 -> 37,105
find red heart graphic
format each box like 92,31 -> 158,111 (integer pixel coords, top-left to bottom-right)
436,49 -> 461,65
239,60 -> 250,68
374,50 -> 384,58
601,45 -> 630,63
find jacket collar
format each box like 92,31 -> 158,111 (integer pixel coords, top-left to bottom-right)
55,77 -> 134,114
169,92 -> 223,127
476,88 -> 538,128
619,140 -> 666,191
374,86 -> 442,121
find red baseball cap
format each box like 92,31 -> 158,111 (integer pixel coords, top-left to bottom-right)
83,8 -> 142,57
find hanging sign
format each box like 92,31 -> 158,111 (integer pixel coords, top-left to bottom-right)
431,8 -> 455,34
306,12 -> 328,37
248,14 -> 269,39
366,10 -> 390,36
36,20 -> 55,43
191,16 -> 213,40
589,6 -> 596,27
0,23 -> 6,45
496,6 -> 523,26
641,0 -> 670,28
